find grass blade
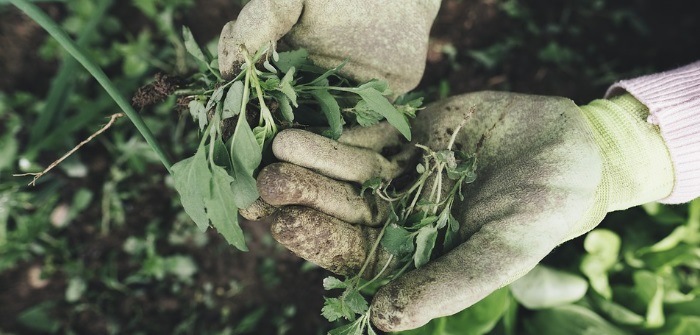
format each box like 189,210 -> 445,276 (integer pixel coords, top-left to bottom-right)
10,0 -> 172,172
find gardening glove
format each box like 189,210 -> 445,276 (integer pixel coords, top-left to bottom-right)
252,91 -> 675,331
218,0 -> 440,96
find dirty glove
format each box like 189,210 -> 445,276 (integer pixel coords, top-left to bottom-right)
250,91 -> 674,331
218,0 -> 440,96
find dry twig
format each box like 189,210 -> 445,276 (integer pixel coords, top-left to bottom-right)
14,113 -> 125,186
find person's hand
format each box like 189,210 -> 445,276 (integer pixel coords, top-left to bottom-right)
218,0 -> 440,96
246,91 -> 674,331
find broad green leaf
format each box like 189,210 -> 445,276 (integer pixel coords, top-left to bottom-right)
211,138 -> 232,171
274,49 -> 309,73
323,276 -> 347,290
223,80 -> 244,119
658,315 -> 700,335
633,271 -> 665,327
229,114 -> 261,208
171,149 -> 211,231
590,293 -> 645,326
344,290 -> 369,315
414,226 -> 438,268
395,287 -> 510,335
310,89 -> 344,139
524,305 -> 629,335
182,26 -> 208,64
17,301 -> 61,334
230,113 -> 262,175
580,229 -> 621,299
381,224 -> 415,257
510,265 -> 588,309
65,277 -> 87,302
355,87 -> 411,140
205,165 -> 247,251
357,79 -> 389,95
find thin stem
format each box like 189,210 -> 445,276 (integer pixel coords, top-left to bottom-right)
358,255 -> 394,292
11,0 -> 173,172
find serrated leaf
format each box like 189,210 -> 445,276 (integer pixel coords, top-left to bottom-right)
205,165 -> 247,251
310,89 -> 344,139
414,226 -> 438,268
322,297 -> 353,322
381,224 -> 415,257
355,87 -> 411,140
182,26 -> 208,64
344,290 -> 369,315
354,99 -> 383,127
323,276 -> 347,290
328,318 -> 364,335
171,149 -> 211,232
223,81 -> 244,119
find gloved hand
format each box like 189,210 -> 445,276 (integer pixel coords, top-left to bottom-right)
218,0 -> 440,96
247,91 -> 675,331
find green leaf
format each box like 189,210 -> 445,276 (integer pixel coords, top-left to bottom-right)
344,290 -> 369,315
414,226 -> 438,268
274,49 -> 309,73
510,265 -> 588,309
65,277 -> 87,302
205,165 -> 248,251
205,86 -> 224,112
658,315 -> 700,335
381,224 -> 415,257
17,301 -> 61,334
360,177 -> 382,196
230,115 -> 261,208
323,276 -> 347,290
354,87 -> 411,140
171,149 -> 211,232
269,91 -> 294,122
395,287 -> 510,335
322,297 -> 354,322
188,99 -> 208,131
328,318 -> 364,335
590,293 -> 645,326
310,89 -> 344,140
307,60 -> 346,86
524,305 -> 629,335
278,67 -> 298,107
223,80 -> 244,119
580,229 -> 621,299
357,79 -> 389,95
182,26 -> 208,64
354,99 -> 383,127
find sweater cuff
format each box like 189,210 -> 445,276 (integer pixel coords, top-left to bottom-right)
605,61 -> 700,204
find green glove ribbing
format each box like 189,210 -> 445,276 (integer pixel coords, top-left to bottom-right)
571,94 -> 674,239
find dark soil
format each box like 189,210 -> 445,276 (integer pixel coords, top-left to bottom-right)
1,0 -> 699,334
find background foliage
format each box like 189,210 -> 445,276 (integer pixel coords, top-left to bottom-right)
1,0 -> 699,334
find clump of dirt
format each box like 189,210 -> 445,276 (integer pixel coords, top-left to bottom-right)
131,72 -> 182,108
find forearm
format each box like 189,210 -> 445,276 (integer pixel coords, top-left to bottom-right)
605,61 -> 700,203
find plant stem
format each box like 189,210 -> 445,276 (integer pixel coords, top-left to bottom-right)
11,0 -> 173,173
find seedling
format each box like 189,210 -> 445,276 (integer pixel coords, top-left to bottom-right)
321,124 -> 477,334
171,27 -> 421,250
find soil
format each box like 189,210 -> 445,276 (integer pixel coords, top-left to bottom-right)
1,0 -> 699,334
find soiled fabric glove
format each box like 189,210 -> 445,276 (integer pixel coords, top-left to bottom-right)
247,91 -> 675,331
218,0 -> 440,96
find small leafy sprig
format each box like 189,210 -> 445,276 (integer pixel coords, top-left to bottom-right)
171,27 -> 422,250
322,125 -> 478,335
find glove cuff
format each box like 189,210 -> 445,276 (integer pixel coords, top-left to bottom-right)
606,61 -> 700,204
579,94 -> 674,212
